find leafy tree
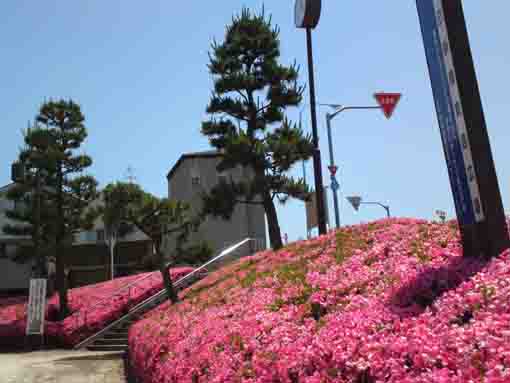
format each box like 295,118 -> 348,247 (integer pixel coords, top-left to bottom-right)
101,182 -> 136,279
104,182 -> 201,303
201,8 -> 313,250
9,99 -> 99,318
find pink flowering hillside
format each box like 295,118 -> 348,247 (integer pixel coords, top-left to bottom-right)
129,218 -> 510,383
0,267 -> 193,348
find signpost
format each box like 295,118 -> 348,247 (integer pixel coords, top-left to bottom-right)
26,278 -> 47,347
416,0 -> 509,258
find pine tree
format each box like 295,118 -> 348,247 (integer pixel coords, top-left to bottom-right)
4,124 -> 59,278
29,99 -> 98,318
202,8 -> 313,250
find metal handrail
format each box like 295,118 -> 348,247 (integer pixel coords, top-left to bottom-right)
73,238 -> 254,349
67,269 -> 161,319
69,237 -> 256,319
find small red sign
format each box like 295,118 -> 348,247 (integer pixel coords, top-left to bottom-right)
328,165 -> 338,176
374,92 -> 402,119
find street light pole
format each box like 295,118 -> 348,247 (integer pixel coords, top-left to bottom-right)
323,105 -> 382,229
361,201 -> 391,218
346,195 -> 391,219
305,27 -> 327,236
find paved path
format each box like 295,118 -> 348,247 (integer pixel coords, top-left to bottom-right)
0,350 -> 126,383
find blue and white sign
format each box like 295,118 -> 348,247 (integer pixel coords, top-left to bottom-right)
416,0 -> 484,225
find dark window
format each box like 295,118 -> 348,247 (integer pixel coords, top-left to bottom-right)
191,176 -> 201,186
97,229 -> 105,242
0,243 -> 6,258
14,199 -> 24,214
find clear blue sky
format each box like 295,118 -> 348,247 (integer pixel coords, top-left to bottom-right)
1,1 -> 509,243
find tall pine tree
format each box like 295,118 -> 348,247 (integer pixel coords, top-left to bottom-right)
4,100 -> 99,318
202,8 -> 313,250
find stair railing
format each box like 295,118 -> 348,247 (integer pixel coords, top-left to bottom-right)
70,238 -> 254,347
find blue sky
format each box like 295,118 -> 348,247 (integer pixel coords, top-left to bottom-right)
1,1 -> 509,243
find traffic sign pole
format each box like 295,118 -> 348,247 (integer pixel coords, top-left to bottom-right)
326,113 -> 341,229
323,97 -> 401,230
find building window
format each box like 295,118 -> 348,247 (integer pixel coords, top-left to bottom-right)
218,172 -> 228,184
191,176 -> 201,186
0,243 -> 6,258
96,229 -> 105,243
14,199 -> 25,214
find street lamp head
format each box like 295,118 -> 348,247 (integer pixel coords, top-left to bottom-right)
295,0 -> 322,29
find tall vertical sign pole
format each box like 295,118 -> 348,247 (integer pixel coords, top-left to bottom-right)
416,0 -> 509,258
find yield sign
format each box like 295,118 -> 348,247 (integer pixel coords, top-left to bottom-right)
374,92 -> 402,119
328,165 -> 338,176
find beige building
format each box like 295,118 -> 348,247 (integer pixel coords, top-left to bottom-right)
164,151 -> 267,259
0,183 -> 32,294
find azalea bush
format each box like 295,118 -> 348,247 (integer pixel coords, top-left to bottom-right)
0,267 -> 193,348
129,218 -> 510,382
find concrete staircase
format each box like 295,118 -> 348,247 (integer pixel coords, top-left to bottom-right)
77,271 -> 202,352
75,238 -> 254,352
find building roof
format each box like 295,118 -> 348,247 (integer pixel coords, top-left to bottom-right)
0,183 -> 14,193
166,150 -> 222,180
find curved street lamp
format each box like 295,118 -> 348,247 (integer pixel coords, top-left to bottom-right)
347,195 -> 391,218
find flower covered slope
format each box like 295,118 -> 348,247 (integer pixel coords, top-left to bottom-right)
0,267 -> 193,348
129,218 -> 510,383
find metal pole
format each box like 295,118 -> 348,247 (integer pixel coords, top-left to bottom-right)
362,202 -> 391,219
111,241 -> 114,280
305,27 -> 327,236
34,171 -> 42,277
326,114 -> 340,228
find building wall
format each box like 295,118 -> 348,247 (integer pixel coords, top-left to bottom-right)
0,185 -> 32,291
165,155 -> 267,260
0,185 -> 153,291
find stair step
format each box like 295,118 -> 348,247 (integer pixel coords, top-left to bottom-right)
103,332 -> 129,339
87,344 -> 128,352
108,329 -> 129,336
94,338 -> 128,345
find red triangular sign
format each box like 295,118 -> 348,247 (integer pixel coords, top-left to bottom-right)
328,165 -> 338,176
374,92 -> 402,119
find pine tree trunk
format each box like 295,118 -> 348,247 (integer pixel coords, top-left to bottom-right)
56,243 -> 69,319
154,240 -> 179,304
160,261 -> 179,304
263,193 -> 283,250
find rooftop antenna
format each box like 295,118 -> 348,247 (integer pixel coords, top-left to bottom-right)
125,166 -> 137,184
